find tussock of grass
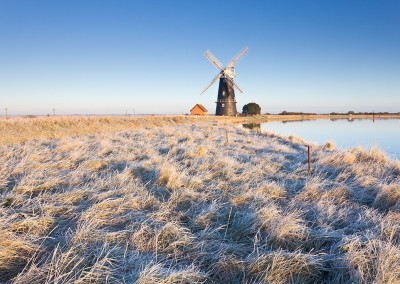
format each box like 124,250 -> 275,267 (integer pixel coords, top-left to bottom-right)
344,237 -> 400,283
381,212 -> 400,244
0,117 -> 399,282
324,140 -> 335,151
80,198 -> 130,228
11,216 -> 54,235
0,231 -> 39,280
196,146 -> 207,157
15,176 -> 66,194
212,257 -> 244,282
257,181 -> 287,200
325,146 -> 390,167
357,146 -> 389,164
53,189 -> 91,205
373,184 -> 400,210
299,177 -> 351,205
247,251 -> 325,283
131,224 -> 157,253
137,263 -> 207,284
155,222 -> 195,256
258,208 -> 308,249
193,201 -> 221,229
186,145 -> 208,158
158,162 -> 183,189
169,189 -> 202,212
287,135 -> 305,144
84,159 -> 109,171
130,194 -> 160,211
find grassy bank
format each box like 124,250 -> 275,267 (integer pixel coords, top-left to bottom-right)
2,114 -> 400,146
1,118 -> 400,283
0,116 -> 196,146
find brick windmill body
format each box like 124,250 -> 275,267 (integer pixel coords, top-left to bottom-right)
201,47 -> 249,116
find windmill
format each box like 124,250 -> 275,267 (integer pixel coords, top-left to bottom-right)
200,47 -> 249,116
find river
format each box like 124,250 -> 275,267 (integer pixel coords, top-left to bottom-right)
256,118 -> 400,160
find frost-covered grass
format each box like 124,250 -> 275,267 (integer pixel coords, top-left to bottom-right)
1,118 -> 400,283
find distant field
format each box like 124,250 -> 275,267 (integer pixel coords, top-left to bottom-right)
0,116 -> 198,145
1,116 -> 400,283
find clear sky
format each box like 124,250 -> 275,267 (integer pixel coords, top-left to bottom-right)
0,0 -> 399,115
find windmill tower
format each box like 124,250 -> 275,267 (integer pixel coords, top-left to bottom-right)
200,47 -> 249,116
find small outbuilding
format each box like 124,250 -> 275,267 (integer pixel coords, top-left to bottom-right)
190,104 -> 208,116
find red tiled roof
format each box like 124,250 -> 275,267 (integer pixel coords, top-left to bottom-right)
190,104 -> 208,112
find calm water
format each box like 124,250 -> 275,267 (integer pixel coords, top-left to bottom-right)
259,118 -> 400,160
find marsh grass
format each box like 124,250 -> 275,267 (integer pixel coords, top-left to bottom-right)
324,140 -> 335,151
0,117 -> 399,283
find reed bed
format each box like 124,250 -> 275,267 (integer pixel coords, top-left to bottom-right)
0,117 -> 399,283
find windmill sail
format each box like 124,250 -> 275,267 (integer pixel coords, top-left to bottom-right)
200,73 -> 221,95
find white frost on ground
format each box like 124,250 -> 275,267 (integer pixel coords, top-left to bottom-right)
0,122 -> 400,283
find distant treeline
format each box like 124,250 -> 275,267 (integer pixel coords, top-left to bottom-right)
278,111 -> 317,115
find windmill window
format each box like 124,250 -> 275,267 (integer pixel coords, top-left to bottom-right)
222,104 -> 225,107
222,91 -> 225,96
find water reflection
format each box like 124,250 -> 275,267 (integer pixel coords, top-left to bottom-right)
328,118 -> 355,122
242,123 -> 261,131
281,120 -> 304,124
260,119 -> 400,160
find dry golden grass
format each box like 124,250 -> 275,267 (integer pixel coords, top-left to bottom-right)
257,181 -> 287,200
84,159 -> 109,171
0,231 -> 39,280
344,237 -> 400,284
136,263 -> 207,284
247,251 -> 324,283
53,189 -> 90,205
10,216 -> 54,235
196,146 -> 207,157
0,116 -> 399,283
258,207 -> 308,249
3,114 -> 399,147
131,224 -> 157,253
0,115 -> 198,146
324,139 -> 335,151
158,162 -> 183,189
373,184 -> 400,210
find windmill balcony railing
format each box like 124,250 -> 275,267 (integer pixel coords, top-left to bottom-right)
216,99 -> 237,103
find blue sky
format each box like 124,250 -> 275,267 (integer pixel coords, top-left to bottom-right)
0,0 -> 399,115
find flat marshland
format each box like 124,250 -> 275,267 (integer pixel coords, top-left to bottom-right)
1,116 -> 400,283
